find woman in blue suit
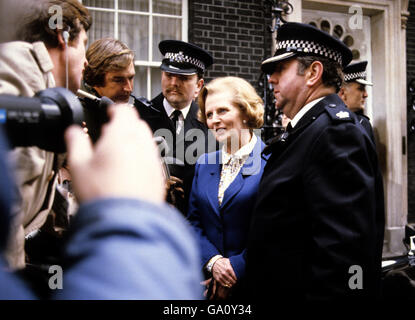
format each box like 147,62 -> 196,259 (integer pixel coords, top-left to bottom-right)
187,76 -> 266,299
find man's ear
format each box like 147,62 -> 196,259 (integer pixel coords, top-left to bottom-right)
194,78 -> 204,98
338,87 -> 345,99
305,61 -> 323,87
197,78 -> 204,90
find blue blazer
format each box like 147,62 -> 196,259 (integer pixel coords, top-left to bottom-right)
187,137 -> 267,280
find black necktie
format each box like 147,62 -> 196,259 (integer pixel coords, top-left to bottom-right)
171,110 -> 182,133
286,122 -> 293,133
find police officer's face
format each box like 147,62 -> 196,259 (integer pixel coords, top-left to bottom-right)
161,72 -> 203,109
94,62 -> 135,103
268,59 -> 308,119
339,82 -> 368,113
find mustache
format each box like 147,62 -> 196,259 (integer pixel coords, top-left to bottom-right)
166,87 -> 182,94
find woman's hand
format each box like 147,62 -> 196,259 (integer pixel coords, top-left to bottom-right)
202,278 -> 231,300
213,281 -> 231,300
211,257 -> 237,288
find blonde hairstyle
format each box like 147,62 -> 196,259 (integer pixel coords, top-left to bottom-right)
198,76 -> 264,129
83,38 -> 134,87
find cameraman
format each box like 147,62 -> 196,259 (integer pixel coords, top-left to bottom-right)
0,105 -> 202,299
0,0 -> 91,269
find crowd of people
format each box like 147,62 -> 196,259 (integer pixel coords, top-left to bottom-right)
0,0 -> 385,300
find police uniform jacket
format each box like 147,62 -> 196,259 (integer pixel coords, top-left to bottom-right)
354,110 -> 376,144
246,94 -> 385,300
137,93 -> 216,214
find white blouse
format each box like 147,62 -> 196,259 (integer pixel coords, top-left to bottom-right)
217,134 -> 257,206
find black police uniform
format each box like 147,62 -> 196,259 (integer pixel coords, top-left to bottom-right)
245,22 -> 385,300
246,94 -> 384,299
355,110 -> 376,143
136,40 -> 216,215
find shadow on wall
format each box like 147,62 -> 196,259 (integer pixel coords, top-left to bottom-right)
0,0 -> 35,43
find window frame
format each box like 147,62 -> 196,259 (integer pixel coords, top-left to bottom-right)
81,0 -> 188,99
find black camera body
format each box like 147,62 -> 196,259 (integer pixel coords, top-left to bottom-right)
79,91 -> 156,143
0,87 -> 84,153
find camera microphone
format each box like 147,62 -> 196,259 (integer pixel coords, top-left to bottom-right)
77,89 -> 114,143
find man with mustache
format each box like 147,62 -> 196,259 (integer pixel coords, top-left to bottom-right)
136,40 -> 215,215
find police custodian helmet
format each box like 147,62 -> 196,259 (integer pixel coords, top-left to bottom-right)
159,40 -> 213,76
261,22 -> 353,75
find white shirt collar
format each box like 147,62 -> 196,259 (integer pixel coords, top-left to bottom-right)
163,98 -> 192,119
222,134 -> 257,164
289,96 -> 325,128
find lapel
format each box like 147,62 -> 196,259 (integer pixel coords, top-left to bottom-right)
158,100 -> 203,148
182,101 -> 206,140
290,94 -> 340,137
184,101 -> 202,132
150,93 -> 176,132
204,152 -> 221,218
220,137 -> 264,210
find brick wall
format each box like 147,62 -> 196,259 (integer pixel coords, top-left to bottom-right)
407,0 -> 415,223
188,0 -> 273,90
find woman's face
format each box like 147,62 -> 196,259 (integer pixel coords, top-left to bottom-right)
204,91 -> 249,146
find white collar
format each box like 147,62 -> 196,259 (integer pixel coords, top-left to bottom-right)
163,98 -> 192,119
289,96 -> 325,128
222,134 -> 257,164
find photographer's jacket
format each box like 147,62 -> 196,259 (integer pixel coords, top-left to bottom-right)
0,41 -> 59,269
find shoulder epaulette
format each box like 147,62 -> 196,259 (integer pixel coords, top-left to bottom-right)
324,103 -> 353,124
31,42 -> 54,73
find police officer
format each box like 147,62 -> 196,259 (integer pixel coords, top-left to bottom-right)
339,61 -> 375,143
136,40 -> 215,215
246,22 -> 385,300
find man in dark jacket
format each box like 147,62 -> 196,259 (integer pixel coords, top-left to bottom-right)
339,61 -> 376,143
136,40 -> 216,214
246,22 -> 385,300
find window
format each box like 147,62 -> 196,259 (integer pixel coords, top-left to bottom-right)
81,0 -> 187,99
